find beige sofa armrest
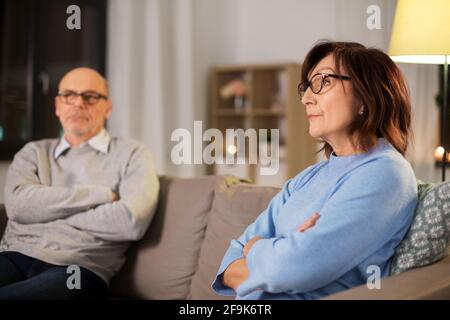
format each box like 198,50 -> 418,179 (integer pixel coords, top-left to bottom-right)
324,256 -> 450,300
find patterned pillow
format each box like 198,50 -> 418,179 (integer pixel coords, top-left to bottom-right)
390,180 -> 450,275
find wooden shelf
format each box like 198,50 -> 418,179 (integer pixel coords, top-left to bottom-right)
209,63 -> 317,186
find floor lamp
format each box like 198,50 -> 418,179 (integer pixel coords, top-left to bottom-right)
389,0 -> 450,181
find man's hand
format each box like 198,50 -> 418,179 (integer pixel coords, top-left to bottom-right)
297,212 -> 320,232
243,236 -> 262,257
222,258 -> 249,291
112,192 -> 120,202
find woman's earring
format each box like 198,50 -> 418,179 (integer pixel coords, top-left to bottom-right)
358,106 -> 364,115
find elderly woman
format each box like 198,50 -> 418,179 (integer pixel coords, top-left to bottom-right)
212,41 -> 418,300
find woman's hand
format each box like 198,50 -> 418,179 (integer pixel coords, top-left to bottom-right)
297,212 -> 320,232
222,258 -> 249,291
222,236 -> 261,292
224,213 -> 319,293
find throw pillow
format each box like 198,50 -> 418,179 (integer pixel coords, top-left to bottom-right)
390,180 -> 450,275
188,176 -> 280,299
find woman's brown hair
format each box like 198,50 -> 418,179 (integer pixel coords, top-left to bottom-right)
301,40 -> 412,157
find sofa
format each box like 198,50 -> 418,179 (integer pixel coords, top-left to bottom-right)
1,175 -> 450,299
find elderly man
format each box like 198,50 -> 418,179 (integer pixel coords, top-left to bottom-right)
0,67 -> 159,299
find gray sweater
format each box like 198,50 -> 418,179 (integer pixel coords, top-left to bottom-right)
1,131 -> 159,284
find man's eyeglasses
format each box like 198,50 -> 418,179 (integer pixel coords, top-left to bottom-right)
57,90 -> 108,106
298,73 -> 351,96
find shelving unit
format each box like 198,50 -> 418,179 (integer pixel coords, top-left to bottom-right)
208,63 -> 317,186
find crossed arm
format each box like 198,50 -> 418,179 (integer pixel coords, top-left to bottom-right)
5,143 -> 118,224
5,142 -> 159,242
222,213 -> 321,291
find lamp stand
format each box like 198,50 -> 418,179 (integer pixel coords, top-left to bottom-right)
442,55 -> 448,181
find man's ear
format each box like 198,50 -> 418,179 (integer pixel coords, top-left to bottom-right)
104,99 -> 112,119
55,96 -> 61,118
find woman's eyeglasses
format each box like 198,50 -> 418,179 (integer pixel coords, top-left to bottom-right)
57,90 -> 108,106
298,73 -> 351,96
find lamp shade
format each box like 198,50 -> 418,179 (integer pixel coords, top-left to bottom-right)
389,0 -> 450,64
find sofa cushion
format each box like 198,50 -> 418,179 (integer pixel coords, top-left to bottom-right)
110,175 -> 217,299
390,180 -> 450,275
188,176 -> 280,299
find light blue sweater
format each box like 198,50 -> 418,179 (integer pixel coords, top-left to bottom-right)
212,138 -> 418,300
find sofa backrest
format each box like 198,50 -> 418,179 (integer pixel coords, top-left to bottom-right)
109,175 -> 217,299
109,175 -> 280,299
187,177 -> 280,299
